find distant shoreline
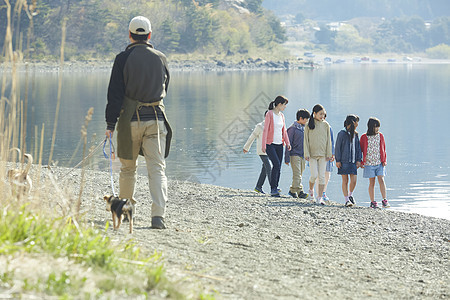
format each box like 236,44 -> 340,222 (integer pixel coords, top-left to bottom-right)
2,55 -> 450,73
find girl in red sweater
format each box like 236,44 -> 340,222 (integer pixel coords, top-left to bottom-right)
360,117 -> 390,208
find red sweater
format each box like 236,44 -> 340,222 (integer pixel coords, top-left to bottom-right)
360,133 -> 387,166
261,110 -> 290,152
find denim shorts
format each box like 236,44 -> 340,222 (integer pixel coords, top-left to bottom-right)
337,163 -> 357,175
363,164 -> 386,178
326,160 -> 334,172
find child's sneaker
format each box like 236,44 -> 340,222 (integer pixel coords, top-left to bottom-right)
348,196 -> 356,206
254,187 -> 265,194
370,201 -> 379,209
317,197 -> 326,205
306,193 -> 315,203
298,191 -> 308,199
271,188 -> 280,197
382,199 -> 390,208
322,193 -> 330,205
288,191 -> 298,198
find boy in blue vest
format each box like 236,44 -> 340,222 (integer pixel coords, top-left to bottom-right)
285,109 -> 310,198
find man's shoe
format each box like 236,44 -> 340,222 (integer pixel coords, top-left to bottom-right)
288,191 -> 298,198
151,216 -> 166,229
254,187 -> 265,194
298,191 -> 308,199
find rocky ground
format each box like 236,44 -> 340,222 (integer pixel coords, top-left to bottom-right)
38,165 -> 450,299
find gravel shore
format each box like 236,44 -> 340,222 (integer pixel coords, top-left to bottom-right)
40,165 -> 450,299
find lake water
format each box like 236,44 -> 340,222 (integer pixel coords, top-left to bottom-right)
3,63 -> 450,220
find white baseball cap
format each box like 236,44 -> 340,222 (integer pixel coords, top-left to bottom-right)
129,16 -> 152,35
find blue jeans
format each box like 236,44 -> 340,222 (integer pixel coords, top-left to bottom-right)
265,143 -> 283,191
256,155 -> 272,190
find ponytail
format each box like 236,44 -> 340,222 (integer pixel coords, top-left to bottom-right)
308,104 -> 324,130
344,114 -> 358,139
268,95 -> 288,110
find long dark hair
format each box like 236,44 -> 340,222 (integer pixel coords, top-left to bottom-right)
308,104 -> 324,130
366,117 -> 381,136
344,114 -> 358,139
268,95 -> 288,110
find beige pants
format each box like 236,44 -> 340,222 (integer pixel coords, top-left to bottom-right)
309,156 -> 327,185
289,156 -> 306,193
119,120 -> 167,218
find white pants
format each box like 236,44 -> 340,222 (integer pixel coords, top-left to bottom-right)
309,157 -> 327,185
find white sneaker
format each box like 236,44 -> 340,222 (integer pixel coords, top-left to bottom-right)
317,197 -> 326,205
306,193 -> 315,202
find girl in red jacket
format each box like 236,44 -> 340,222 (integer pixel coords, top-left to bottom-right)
360,117 -> 390,208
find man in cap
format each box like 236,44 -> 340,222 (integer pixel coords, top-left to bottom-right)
105,16 -> 172,229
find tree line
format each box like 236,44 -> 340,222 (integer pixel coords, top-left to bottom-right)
0,0 -> 286,60
312,16 -> 450,57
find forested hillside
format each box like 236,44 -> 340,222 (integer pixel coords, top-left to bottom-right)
0,0 -> 286,60
263,0 -> 450,20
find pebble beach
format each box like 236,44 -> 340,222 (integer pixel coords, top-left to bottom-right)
44,166 -> 450,299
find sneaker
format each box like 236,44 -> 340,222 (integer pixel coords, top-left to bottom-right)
277,189 -> 282,193
370,201 -> 379,209
306,193 -> 315,202
151,216 -> 166,229
254,187 -> 265,194
345,200 -> 353,207
348,196 -> 356,206
298,191 -> 308,199
317,197 -> 326,205
322,193 -> 330,204
288,191 -> 298,198
271,189 -> 280,197
382,199 -> 390,208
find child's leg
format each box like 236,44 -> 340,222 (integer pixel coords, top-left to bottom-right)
324,171 -> 331,193
317,157 -> 327,197
377,175 -> 387,199
309,158 -> 318,193
299,157 -> 306,193
368,177 -> 376,202
341,175 -> 349,196
349,174 -> 357,193
256,155 -> 271,190
290,156 -> 301,193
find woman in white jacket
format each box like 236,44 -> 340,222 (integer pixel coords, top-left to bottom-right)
243,112 -> 271,194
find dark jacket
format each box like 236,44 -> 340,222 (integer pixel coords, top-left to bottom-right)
285,122 -> 305,163
105,42 -> 172,159
335,129 -> 362,164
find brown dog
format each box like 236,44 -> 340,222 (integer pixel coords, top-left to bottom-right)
7,149 -> 33,195
103,195 -> 135,233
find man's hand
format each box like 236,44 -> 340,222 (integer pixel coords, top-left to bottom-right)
243,149 -> 248,154
105,129 -> 114,139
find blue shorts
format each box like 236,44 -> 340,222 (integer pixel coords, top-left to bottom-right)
337,163 -> 357,175
363,164 -> 386,178
326,160 -> 334,172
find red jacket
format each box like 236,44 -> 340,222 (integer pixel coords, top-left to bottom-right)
261,110 -> 290,153
360,133 -> 386,166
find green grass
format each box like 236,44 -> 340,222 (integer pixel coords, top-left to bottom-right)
0,204 -> 195,299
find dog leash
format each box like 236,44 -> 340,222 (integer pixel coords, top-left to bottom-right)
59,138 -> 105,180
103,133 -> 117,196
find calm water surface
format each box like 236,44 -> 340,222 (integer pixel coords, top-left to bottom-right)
4,63 -> 450,220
